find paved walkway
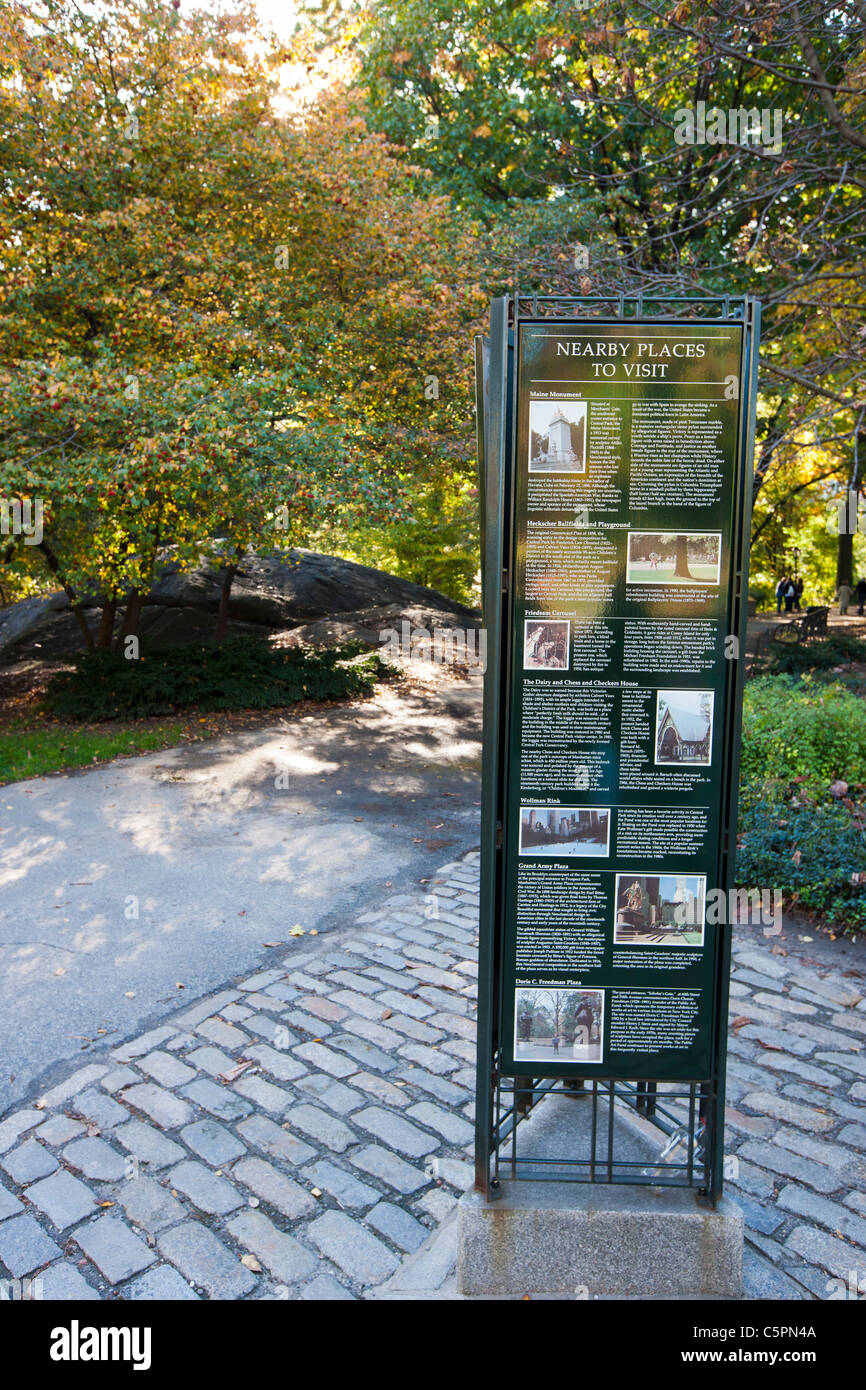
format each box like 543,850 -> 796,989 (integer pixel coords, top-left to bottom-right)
0,849 -> 863,1300
0,674 -> 481,1112
725,932 -> 866,1299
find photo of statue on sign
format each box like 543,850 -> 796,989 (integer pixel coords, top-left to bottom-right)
613,874 -> 707,947
528,400 -> 587,473
514,986 -> 604,1063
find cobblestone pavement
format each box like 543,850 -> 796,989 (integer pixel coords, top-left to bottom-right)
725,931 -> 866,1300
0,849 -> 863,1300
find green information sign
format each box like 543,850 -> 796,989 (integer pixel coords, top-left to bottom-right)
500,318 -> 748,1081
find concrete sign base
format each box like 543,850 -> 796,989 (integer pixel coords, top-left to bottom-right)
458,1182 -> 743,1298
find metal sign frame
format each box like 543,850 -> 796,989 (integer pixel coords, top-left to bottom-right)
474,293 -> 761,1205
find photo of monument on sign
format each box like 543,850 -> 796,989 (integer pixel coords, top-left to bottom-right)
614,874 -> 706,946
528,400 -> 587,473
514,986 -> 604,1063
524,619 -> 570,670
519,806 -> 610,857
655,690 -> 714,765
626,531 -> 722,585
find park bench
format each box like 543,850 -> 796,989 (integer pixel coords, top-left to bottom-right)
771,605 -> 829,646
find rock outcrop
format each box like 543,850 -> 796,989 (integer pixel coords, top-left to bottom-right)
0,550 -> 479,665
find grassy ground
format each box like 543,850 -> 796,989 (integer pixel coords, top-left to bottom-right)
0,723 -> 190,784
0,645 -> 395,785
0,656 -> 192,784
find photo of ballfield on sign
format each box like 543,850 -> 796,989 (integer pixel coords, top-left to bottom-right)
627,531 -> 722,585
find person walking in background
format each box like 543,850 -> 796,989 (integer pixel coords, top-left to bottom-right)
775,574 -> 789,613
856,576 -> 866,616
838,581 -> 852,615
793,576 -> 804,611
784,577 -> 796,613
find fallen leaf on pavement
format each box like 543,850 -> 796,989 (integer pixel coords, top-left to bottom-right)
220,1061 -> 253,1083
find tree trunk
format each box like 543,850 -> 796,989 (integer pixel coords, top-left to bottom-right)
673,534 -> 694,579
837,527 -> 854,591
837,431 -> 864,591
96,596 -> 117,649
215,557 -> 240,641
37,540 -> 95,650
116,589 -> 144,650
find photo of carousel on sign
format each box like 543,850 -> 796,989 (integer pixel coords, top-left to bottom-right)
514,987 -> 604,1063
523,619 -> 570,670
614,874 -> 707,947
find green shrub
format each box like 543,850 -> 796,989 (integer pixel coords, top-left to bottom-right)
761,632 -> 866,676
748,579 -> 776,611
736,785 -> 866,934
43,637 -> 388,720
741,674 -> 866,786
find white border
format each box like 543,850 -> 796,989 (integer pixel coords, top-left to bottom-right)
513,987 -> 605,1064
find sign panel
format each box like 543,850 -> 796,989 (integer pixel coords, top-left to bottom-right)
501,319 -> 746,1080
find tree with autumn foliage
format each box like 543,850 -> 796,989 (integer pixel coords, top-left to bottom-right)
0,0 -> 500,644
345,0 -> 866,589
